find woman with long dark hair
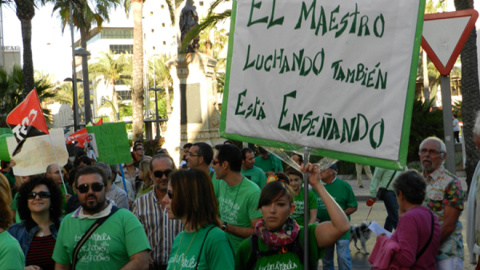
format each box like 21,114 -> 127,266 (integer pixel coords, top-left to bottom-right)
163,169 -> 234,269
235,163 -> 350,269
8,176 -> 63,270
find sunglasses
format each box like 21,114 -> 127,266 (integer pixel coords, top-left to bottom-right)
212,160 -> 223,166
76,182 -> 104,193
153,169 -> 173,178
136,147 -> 144,151
167,190 -> 174,199
27,191 -> 51,200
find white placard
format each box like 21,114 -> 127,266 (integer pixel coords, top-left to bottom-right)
8,128 -> 69,176
221,0 -> 425,169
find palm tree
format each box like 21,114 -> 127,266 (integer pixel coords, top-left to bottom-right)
149,54 -> 173,114
2,0 -> 41,95
0,65 -> 55,127
50,0 -> 120,125
89,50 -> 129,122
128,0 -> 145,141
454,0 -> 480,191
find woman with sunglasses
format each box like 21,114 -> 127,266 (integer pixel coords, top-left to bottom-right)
235,163 -> 350,269
8,176 -> 63,270
163,169 -> 235,270
0,173 -> 25,269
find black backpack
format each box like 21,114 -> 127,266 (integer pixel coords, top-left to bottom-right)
246,234 -> 316,269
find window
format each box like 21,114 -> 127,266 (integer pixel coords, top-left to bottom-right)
110,44 -> 133,54
117,90 -> 132,100
102,29 -> 133,39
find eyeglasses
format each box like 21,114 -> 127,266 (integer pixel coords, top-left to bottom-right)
27,191 -> 51,200
76,182 -> 105,193
167,190 -> 174,199
419,149 -> 443,156
212,160 -> 223,166
136,147 -> 144,151
153,169 -> 173,178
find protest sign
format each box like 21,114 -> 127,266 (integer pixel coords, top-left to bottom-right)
221,0 -> 425,169
7,128 -> 68,176
86,122 -> 131,165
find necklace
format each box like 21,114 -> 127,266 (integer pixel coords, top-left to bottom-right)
38,231 -> 44,237
223,180 -> 243,218
173,230 -> 198,270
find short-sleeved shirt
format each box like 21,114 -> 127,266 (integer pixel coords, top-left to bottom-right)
292,188 -> 318,226
315,178 -> 357,240
53,208 -> 151,268
423,166 -> 465,260
0,230 -> 25,270
254,154 -> 283,174
235,224 -> 323,269
216,178 -> 262,251
167,225 -> 234,269
241,166 -> 267,189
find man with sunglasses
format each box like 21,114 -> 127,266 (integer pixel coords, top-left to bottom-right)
419,137 -> 465,270
53,166 -> 151,269
132,154 -> 183,270
213,144 -> 262,252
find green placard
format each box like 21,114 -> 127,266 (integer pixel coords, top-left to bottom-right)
87,122 -> 131,165
0,134 -> 13,161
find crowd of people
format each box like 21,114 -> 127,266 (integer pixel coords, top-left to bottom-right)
2,120 -> 480,270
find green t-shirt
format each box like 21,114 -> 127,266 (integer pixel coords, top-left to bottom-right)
11,192 -> 21,223
254,154 -> 283,174
235,224 -> 323,270
314,178 -> 357,240
292,188 -> 319,226
167,225 -> 234,270
241,166 -> 267,189
216,178 -> 262,251
52,208 -> 151,268
0,230 -> 25,270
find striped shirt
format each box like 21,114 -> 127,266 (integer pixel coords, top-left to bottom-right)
132,190 -> 183,267
26,235 -> 56,270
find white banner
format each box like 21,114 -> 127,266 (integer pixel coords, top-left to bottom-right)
221,0 -> 425,169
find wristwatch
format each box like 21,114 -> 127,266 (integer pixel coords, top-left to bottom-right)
222,221 -> 228,232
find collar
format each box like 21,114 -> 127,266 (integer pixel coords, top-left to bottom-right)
424,165 -> 445,181
321,177 -> 337,185
73,200 -> 113,219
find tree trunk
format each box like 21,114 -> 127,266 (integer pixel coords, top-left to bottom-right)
80,28 -> 93,124
422,50 -> 430,102
454,0 -> 480,192
15,0 -> 35,96
111,82 -> 119,122
131,0 -> 145,141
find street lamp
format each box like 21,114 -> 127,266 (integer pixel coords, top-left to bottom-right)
74,48 -> 92,125
148,87 -> 163,139
64,77 -> 83,130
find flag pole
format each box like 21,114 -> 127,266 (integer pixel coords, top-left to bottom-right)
302,146 -> 310,269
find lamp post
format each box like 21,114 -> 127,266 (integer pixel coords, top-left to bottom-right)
74,48 -> 92,125
64,77 -> 82,131
69,1 -> 79,131
148,87 -> 163,139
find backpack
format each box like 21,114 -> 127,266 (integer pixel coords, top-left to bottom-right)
246,234 -> 316,269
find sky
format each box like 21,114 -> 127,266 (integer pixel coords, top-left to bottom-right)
2,3 -> 131,82
2,1 -> 480,83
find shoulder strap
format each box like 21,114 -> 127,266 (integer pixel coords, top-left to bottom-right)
416,211 -> 434,260
385,171 -> 397,189
72,206 -> 120,267
194,225 -> 216,270
246,234 -> 259,269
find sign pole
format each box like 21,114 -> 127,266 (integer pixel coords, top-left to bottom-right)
441,75 -> 456,174
302,147 -> 310,269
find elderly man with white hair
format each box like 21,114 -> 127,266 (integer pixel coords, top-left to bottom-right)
467,111 -> 480,268
420,136 -> 465,270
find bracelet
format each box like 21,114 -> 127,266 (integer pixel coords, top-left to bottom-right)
222,221 -> 228,232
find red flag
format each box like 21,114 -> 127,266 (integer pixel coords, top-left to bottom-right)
65,118 -> 103,146
7,89 -> 49,156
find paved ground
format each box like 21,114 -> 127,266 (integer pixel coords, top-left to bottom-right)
320,175 -> 476,270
